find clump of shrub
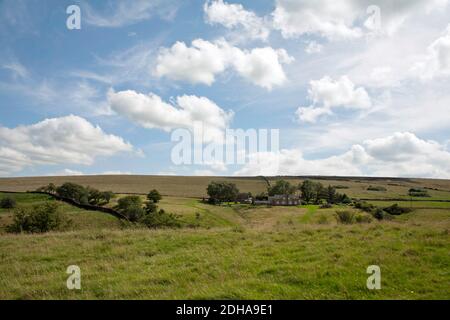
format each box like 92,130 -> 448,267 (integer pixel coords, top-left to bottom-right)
115,192 -> 180,228
116,195 -> 142,211
333,185 -> 349,189
353,200 -> 376,213
141,209 -> 181,229
320,203 -> 333,209
367,185 -> 387,192
115,196 -> 144,222
408,188 -> 430,197
383,204 -> 412,216
6,202 -> 69,233
372,208 -> 386,220
335,210 -> 355,224
124,205 -> 146,222
0,196 -> 17,209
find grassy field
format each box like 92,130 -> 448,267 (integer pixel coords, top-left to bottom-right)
0,176 -> 449,300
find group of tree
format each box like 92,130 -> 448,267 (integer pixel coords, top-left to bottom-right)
267,180 -> 297,196
37,182 -> 114,206
206,182 -> 240,204
299,180 -> 352,205
205,179 -> 351,205
115,190 -> 180,228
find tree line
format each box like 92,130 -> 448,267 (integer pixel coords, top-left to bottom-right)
206,179 -> 351,205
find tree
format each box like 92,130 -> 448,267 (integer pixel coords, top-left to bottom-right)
299,180 -> 326,204
326,185 -> 336,204
255,192 -> 268,200
45,183 -> 56,194
116,196 -> 142,212
268,180 -> 296,196
336,193 -> 352,204
36,183 -> 56,194
56,182 -> 89,204
101,191 -> 115,204
147,189 -> 162,203
207,182 -> 239,203
300,180 -> 315,203
87,187 -> 103,205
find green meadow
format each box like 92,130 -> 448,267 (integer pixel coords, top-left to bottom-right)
0,176 -> 449,300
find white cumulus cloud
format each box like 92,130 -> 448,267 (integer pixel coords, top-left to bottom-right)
108,89 -> 234,142
235,132 -> 450,178
154,38 -> 293,90
204,0 -> 270,41
296,76 -> 372,123
412,24 -> 450,79
0,115 -> 134,175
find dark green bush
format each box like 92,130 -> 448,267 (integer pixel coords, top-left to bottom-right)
354,200 -> 376,213
372,208 -> 386,220
6,202 -> 67,233
383,204 -> 412,215
0,196 -> 17,209
339,194 -> 352,204
147,189 -> 162,203
116,196 -> 142,212
367,186 -> 387,192
408,188 -> 430,197
145,202 -> 158,214
333,185 -> 349,189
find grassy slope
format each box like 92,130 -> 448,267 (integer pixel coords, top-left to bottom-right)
0,192 -> 121,233
0,216 -> 448,299
0,177 -> 449,299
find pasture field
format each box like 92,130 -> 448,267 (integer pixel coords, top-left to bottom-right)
0,176 -> 449,300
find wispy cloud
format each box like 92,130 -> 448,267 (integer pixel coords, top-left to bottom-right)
82,0 -> 180,28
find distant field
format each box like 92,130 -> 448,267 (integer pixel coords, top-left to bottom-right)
0,175 -> 267,198
0,176 -> 449,300
1,175 -> 450,199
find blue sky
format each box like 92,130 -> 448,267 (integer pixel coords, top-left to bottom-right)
1,0 -> 450,178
